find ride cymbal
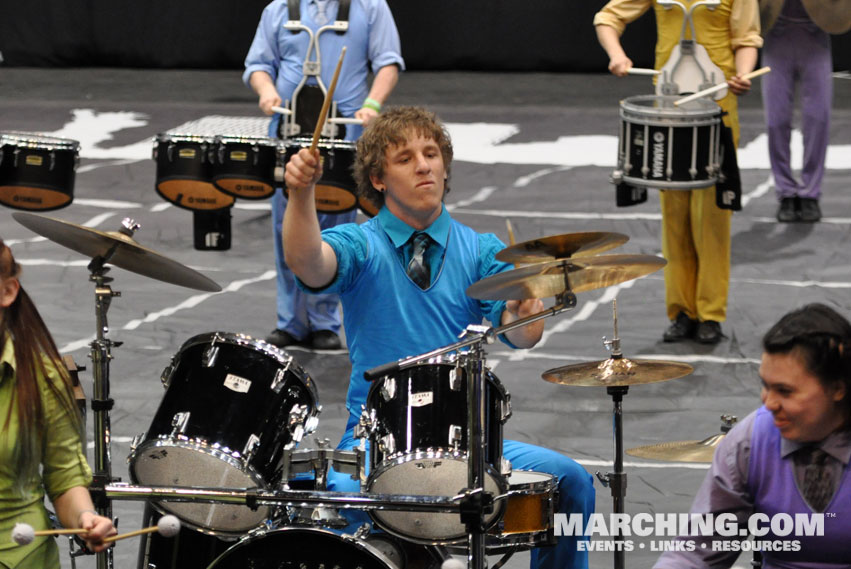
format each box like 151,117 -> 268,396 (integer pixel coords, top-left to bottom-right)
542,357 -> 693,387
13,212 -> 222,292
625,434 -> 725,463
495,232 -> 629,264
466,254 -> 665,300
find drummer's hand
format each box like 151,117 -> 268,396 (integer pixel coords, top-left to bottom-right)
78,511 -> 116,553
284,148 -> 323,192
506,298 -> 544,320
727,74 -> 752,96
608,55 -> 633,77
258,90 -> 283,116
355,107 -> 379,126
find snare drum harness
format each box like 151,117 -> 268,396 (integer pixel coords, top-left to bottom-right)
277,0 -> 351,140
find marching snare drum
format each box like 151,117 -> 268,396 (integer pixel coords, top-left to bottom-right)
365,355 -> 511,543
128,332 -> 319,535
613,95 -> 722,190
207,527 -> 397,569
283,137 -> 358,213
211,135 -> 279,200
0,132 -> 79,211
153,133 -> 235,210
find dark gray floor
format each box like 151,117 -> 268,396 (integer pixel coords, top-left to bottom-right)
1,67 -> 850,569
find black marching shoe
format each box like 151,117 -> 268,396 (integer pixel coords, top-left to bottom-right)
695,320 -> 723,344
310,330 -> 342,350
663,312 -> 698,342
265,329 -> 303,348
798,198 -> 822,223
776,197 -> 798,222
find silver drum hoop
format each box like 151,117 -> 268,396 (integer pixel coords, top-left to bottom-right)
0,131 -> 80,151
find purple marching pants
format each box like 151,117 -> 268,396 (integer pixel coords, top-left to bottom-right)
761,15 -> 833,201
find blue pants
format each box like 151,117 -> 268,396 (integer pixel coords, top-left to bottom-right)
271,188 -> 356,338
327,414 -> 594,569
762,19 -> 832,201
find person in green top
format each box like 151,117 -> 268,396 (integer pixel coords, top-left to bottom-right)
0,238 -> 115,568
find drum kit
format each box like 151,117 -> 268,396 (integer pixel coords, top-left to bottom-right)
9,209 -> 721,569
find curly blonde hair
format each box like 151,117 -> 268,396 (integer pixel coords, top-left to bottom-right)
353,106 -> 453,211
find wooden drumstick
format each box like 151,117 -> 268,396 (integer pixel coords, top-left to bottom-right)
505,219 -> 517,246
674,66 -> 771,106
102,515 -> 181,544
626,68 -> 661,76
310,46 -> 347,153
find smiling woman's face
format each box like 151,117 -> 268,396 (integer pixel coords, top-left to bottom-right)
760,350 -> 847,443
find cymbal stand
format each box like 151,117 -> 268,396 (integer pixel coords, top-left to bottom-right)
87,218 -> 139,569
365,291 -> 576,569
594,300 -> 628,569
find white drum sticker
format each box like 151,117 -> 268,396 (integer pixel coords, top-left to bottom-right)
224,374 -> 251,393
409,391 -> 433,407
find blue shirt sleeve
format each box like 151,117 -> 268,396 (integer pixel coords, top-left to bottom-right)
295,222 -> 369,294
366,0 -> 405,72
243,1 -> 285,87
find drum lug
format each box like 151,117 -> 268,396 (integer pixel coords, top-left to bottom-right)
129,432 -> 145,452
354,406 -> 376,440
171,411 -> 190,436
379,377 -> 396,401
501,392 -> 513,423
304,415 -> 319,436
287,403 -> 310,443
48,150 -> 56,171
160,359 -> 176,388
167,141 -> 175,162
12,147 -> 20,168
242,433 -> 261,459
449,367 -> 462,391
202,343 -> 220,368
271,363 -> 291,393
352,523 -> 372,540
500,457 -> 513,476
448,425 -> 462,450
378,433 -> 395,455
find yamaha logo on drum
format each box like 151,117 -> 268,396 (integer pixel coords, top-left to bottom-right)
652,131 -> 666,179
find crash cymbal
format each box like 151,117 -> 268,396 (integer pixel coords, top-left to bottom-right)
626,434 -> 725,463
13,212 -> 222,292
541,357 -> 693,387
495,232 -> 629,264
466,254 -> 665,300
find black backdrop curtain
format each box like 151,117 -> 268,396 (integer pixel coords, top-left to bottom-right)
0,1 -> 848,71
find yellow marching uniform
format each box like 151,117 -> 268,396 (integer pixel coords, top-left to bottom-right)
595,0 -> 762,323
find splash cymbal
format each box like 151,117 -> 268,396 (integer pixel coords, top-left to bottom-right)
541,357 -> 693,387
13,212 -> 222,292
466,254 -> 665,300
495,232 -> 629,264
625,434 -> 725,463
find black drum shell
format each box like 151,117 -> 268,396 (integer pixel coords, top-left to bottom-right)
153,134 -> 235,211
283,138 -> 357,213
0,135 -> 78,211
211,136 -> 279,200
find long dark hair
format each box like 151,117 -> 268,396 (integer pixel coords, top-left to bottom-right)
763,302 -> 851,424
1,239 -> 82,482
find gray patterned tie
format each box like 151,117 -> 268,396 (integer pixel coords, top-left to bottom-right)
406,233 -> 431,289
315,0 -> 329,25
801,447 -> 833,512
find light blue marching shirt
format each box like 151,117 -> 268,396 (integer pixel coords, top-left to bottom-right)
301,205 -> 513,413
243,0 -> 405,141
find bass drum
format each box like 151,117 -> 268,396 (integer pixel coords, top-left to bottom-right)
128,332 -> 319,535
207,527 -> 398,569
